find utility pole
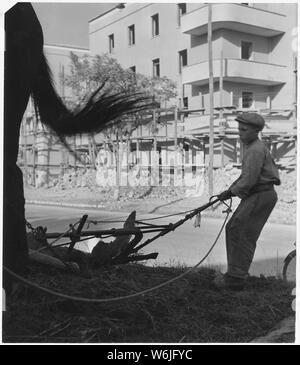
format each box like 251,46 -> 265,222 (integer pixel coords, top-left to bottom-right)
293,55 -> 297,128
293,54 -> 297,159
208,3 -> 214,196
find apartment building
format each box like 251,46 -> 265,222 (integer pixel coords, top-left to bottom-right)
89,3 -> 297,131
18,3 -> 297,187
87,2 -> 298,173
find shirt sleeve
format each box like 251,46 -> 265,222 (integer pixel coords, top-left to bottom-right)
230,147 -> 265,199
228,176 -> 241,190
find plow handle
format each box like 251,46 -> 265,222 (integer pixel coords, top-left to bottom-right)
132,197 -> 220,253
68,214 -> 88,253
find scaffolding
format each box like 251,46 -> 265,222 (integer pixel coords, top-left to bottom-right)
18,104 -> 297,189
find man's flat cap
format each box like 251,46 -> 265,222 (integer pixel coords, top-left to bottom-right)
235,113 -> 265,130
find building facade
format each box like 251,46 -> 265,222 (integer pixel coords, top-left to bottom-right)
89,3 -> 297,126
18,3 -> 298,188
88,2 -> 297,170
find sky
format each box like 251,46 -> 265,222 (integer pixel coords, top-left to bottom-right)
32,2 -> 115,49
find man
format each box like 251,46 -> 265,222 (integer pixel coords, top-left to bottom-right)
214,112 -> 280,290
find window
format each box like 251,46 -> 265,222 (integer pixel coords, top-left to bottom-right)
183,97 -> 188,108
183,97 -> 189,117
177,3 -> 187,26
129,66 -> 136,73
108,34 -> 114,53
152,58 -> 160,77
151,13 -> 159,37
178,49 -> 187,73
242,92 -> 254,108
128,24 -> 135,46
241,41 -> 253,60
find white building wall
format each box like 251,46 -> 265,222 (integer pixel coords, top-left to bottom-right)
189,29 -> 223,65
189,82 -> 272,111
221,29 -> 270,63
89,2 -> 297,113
189,29 -> 270,65
267,4 -> 297,109
90,3 -> 189,78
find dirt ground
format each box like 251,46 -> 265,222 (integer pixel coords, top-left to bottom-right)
2,264 -> 295,343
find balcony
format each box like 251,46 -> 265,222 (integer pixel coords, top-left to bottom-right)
181,4 -> 286,37
182,58 -> 287,86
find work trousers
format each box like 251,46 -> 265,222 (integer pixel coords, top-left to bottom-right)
225,190 -> 278,279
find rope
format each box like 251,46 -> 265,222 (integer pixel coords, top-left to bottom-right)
3,199 -> 232,304
86,206 -> 212,227
88,210 -> 195,225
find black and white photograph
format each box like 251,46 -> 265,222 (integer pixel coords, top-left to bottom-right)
1,1 -> 298,346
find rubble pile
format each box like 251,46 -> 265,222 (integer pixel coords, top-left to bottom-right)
212,164 -> 241,193
52,169 -> 97,190
211,166 -> 296,224
273,169 -> 297,224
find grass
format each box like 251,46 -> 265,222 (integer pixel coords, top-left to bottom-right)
2,262 -> 295,343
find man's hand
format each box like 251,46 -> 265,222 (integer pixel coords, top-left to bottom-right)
217,189 -> 233,201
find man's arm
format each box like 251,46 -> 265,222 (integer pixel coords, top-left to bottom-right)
228,176 -> 242,191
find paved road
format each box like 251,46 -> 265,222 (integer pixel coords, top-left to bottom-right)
25,203 -> 296,278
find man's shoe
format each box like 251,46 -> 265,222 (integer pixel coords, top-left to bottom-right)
213,273 -> 245,291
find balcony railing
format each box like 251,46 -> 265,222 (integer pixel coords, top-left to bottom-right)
182,58 -> 287,86
181,3 -> 286,37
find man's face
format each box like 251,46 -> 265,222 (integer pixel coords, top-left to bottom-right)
238,122 -> 259,144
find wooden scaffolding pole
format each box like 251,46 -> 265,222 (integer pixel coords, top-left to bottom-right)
115,131 -> 120,188
22,121 -> 28,187
126,136 -> 130,186
219,50 -> 225,168
73,135 -> 77,171
174,105 -> 178,186
32,117 -> 37,187
152,109 -> 157,185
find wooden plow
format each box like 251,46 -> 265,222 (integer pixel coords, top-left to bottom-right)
28,198 -> 220,277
